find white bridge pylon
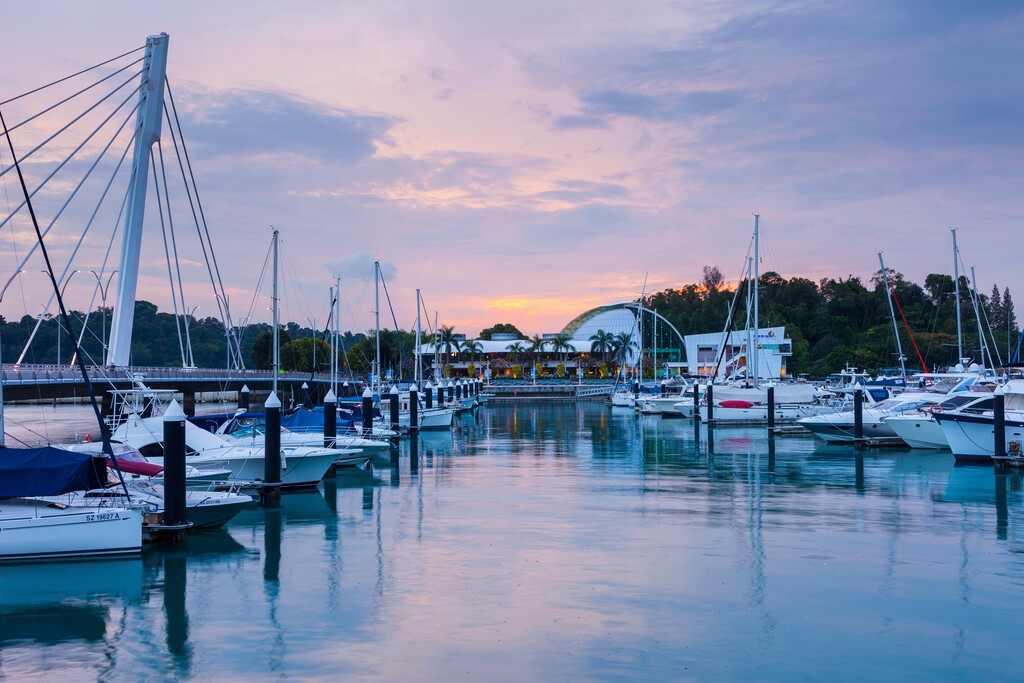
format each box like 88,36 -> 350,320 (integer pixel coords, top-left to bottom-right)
105,33 -> 168,367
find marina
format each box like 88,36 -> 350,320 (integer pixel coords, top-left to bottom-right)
3,401 -> 1024,680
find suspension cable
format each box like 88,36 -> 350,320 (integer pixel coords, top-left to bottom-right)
157,140 -> 193,366
0,45 -> 145,107
13,107 -> 141,364
4,61 -> 144,137
151,151 -> 187,367
0,82 -> 142,232
0,72 -> 141,183
165,80 -> 243,367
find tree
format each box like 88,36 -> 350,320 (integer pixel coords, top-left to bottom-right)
438,325 -> 459,363
549,332 -> 573,361
528,334 -> 547,360
252,329 -> 292,370
589,328 -> 613,361
478,323 -> 525,340
461,338 -> 483,362
506,341 -> 526,362
702,265 -> 724,295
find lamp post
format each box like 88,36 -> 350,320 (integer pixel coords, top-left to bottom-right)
89,270 -> 118,360
46,269 -> 80,365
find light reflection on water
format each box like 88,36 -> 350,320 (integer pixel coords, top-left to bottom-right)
2,402 -> 1024,681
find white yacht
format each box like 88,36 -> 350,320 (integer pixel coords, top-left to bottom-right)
933,380 -> 1024,463
884,390 -> 995,449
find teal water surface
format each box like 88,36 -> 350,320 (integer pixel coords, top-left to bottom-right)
2,402 -> 1024,681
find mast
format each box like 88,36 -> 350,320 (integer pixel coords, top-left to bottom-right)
271,229 -> 279,395
952,228 -> 963,363
415,288 -> 422,384
878,252 -> 907,381
434,310 -> 439,381
752,214 -> 760,387
374,260 -> 381,393
746,257 -> 753,383
653,307 -> 658,381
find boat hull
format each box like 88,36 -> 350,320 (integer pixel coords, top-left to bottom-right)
884,415 -> 948,449
0,500 -> 142,563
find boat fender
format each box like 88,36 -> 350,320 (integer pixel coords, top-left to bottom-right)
929,405 -> 941,414
720,400 -> 755,409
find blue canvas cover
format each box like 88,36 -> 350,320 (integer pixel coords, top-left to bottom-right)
282,407 -> 356,433
0,446 -> 106,497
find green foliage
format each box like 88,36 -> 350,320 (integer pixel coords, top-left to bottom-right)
478,323 -> 525,340
598,361 -> 609,378
511,363 -> 522,379
467,362 -> 476,377
556,361 -> 565,378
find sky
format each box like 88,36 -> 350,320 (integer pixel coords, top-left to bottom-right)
0,0 -> 1022,340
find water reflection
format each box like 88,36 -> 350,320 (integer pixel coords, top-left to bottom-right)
7,402 -> 1024,681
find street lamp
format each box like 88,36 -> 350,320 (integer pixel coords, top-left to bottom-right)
45,269 -> 80,366
89,270 -> 118,361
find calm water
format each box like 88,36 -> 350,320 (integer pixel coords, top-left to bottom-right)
3,401 -> 1024,681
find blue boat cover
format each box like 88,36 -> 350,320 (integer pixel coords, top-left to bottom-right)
0,446 -> 106,497
282,407 -> 356,433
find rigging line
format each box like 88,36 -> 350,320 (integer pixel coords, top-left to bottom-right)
0,106 -> 131,498
0,72 -> 142,183
890,288 -> 929,373
157,140 -> 193,366
378,272 -> 407,380
13,110 -> 141,365
0,45 -> 145,107
979,291 -> 1003,368
163,96 -> 241,369
0,83 -> 142,232
238,240 -> 273,349
4,61 -> 144,138
70,154 -> 134,365
165,80 -> 242,365
151,151 -> 187,368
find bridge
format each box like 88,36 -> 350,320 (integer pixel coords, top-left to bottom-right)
1,363 -> 363,411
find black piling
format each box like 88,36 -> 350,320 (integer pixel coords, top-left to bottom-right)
262,391 -> 282,502
301,381 -> 310,408
362,387 -> 374,436
455,381 -> 462,401
238,384 -> 250,411
162,400 -> 188,533
767,386 -> 776,431
323,389 -> 337,449
410,384 -> 419,432
438,383 -> 445,406
853,389 -> 864,443
706,384 -> 714,423
425,381 -> 434,409
994,393 -> 1007,460
693,384 -> 700,420
389,385 -> 400,431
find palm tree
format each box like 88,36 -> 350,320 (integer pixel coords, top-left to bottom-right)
550,332 -> 573,362
589,328 -> 613,361
610,331 -> 635,368
528,334 -> 548,370
506,341 -> 526,362
461,338 -> 483,362
437,324 -> 459,372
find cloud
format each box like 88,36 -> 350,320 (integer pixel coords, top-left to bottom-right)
326,252 -> 397,282
578,88 -> 745,122
551,114 -> 609,130
175,88 -> 394,164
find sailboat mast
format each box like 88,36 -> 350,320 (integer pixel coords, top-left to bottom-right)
415,288 -> 422,384
272,228 -> 279,395
753,214 -> 760,387
878,252 -> 907,381
374,260 -> 381,393
746,257 -> 753,383
952,228 -> 963,362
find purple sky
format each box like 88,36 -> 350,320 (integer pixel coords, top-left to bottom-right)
1,1 -> 1021,339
